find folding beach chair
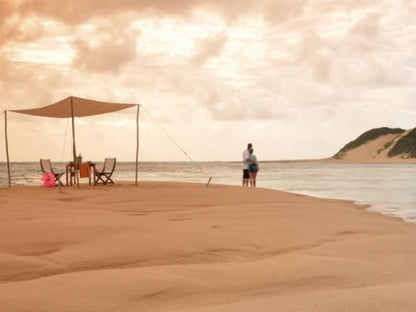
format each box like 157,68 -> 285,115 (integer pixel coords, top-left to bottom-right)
40,159 -> 64,186
95,158 -> 116,185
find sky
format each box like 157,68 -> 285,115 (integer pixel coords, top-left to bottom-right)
1,0 -> 416,162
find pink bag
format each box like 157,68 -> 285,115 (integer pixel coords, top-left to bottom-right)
41,173 -> 56,187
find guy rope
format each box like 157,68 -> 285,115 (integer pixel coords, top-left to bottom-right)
143,108 -> 213,186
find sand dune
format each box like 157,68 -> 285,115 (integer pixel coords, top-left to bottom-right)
0,183 -> 416,311
326,130 -> 416,163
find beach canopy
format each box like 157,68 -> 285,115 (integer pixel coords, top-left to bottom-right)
10,96 -> 137,118
5,96 -> 140,187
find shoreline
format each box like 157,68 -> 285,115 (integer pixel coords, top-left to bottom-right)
1,182 -> 416,311
2,179 -> 415,225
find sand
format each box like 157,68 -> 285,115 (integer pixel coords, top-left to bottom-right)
0,182 -> 415,311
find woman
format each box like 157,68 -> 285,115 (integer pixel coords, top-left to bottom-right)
248,147 -> 259,187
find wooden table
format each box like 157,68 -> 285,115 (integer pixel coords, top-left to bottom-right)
66,162 -> 96,186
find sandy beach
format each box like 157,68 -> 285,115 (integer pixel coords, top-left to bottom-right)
0,182 -> 415,311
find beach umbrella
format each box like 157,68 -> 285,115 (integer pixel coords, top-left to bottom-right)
4,96 -> 140,187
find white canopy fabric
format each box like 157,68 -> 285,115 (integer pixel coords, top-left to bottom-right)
10,96 -> 137,118
5,96 -> 140,187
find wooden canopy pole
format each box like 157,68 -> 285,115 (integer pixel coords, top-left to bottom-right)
4,111 -> 11,187
135,105 -> 140,185
70,97 -> 79,188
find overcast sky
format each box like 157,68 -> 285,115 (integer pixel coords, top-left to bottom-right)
1,0 -> 416,162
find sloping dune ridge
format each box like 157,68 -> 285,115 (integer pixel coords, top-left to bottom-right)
328,129 -> 416,163
0,183 -> 416,311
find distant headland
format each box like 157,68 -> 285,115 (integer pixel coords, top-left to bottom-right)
330,127 -> 416,163
270,127 -> 416,163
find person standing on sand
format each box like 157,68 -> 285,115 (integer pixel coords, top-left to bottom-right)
248,147 -> 259,187
242,143 -> 253,186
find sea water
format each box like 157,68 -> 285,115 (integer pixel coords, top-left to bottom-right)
1,161 -> 416,224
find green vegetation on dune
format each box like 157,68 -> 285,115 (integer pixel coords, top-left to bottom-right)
334,127 -> 405,159
388,128 -> 416,158
377,140 -> 394,154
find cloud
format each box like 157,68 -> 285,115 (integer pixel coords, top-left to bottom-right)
0,1 -> 46,48
349,13 -> 381,39
1,0 -> 416,162
262,0 -> 309,24
191,32 -> 228,65
72,26 -> 138,73
283,31 -> 332,82
17,0 -> 199,25
0,20 -> 47,49
347,12 -> 382,52
0,60 -> 65,112
0,1 -> 14,27
15,0 -> 316,27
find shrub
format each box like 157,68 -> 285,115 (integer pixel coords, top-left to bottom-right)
388,128 -> 416,158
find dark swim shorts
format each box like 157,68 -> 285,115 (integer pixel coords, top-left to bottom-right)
249,164 -> 257,173
243,169 -> 249,179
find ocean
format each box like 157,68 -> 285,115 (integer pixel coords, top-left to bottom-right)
2,161 -> 416,224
